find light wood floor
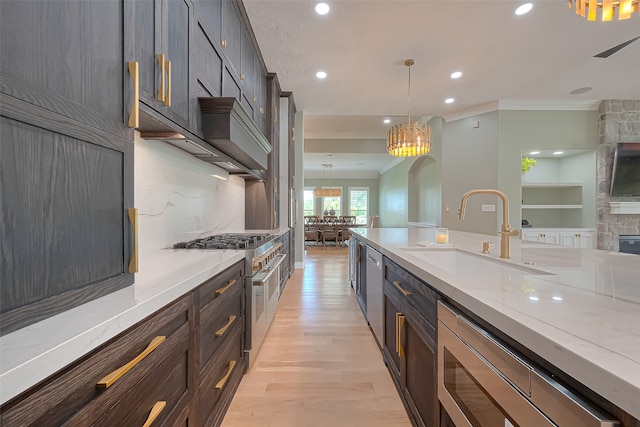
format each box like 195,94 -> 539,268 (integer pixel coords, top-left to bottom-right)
221,246 -> 412,427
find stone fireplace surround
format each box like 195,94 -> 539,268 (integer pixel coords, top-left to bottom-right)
596,100 -> 640,251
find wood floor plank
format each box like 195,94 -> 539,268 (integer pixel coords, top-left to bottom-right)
221,247 -> 411,426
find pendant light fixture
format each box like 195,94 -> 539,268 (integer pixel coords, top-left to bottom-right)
568,0 -> 638,21
387,59 -> 432,157
314,164 -> 341,197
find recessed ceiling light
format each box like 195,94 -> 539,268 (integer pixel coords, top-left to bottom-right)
315,2 -> 330,15
529,151 -> 540,155
383,118 -> 391,124
553,151 -> 564,155
316,71 -> 327,79
515,3 -> 533,15
529,296 -> 539,301
450,71 -> 462,79
444,98 -> 455,104
552,296 -> 563,301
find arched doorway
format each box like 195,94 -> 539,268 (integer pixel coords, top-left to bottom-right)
408,155 -> 441,226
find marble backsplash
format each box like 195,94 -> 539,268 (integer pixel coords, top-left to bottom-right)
134,137 -> 245,256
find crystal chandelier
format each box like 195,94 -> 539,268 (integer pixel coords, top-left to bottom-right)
314,164 -> 341,197
387,59 -> 432,157
568,0 -> 639,21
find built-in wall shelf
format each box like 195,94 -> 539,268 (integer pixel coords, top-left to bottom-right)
522,204 -> 582,209
521,182 -> 582,189
521,182 -> 585,228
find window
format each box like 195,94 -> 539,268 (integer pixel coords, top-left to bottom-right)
349,188 -> 368,225
322,195 -> 341,216
303,189 -> 315,217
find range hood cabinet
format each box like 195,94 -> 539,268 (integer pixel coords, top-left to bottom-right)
199,97 -> 271,172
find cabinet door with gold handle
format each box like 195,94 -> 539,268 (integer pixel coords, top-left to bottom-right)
96,336 -> 166,388
215,360 -> 237,389
393,281 -> 412,297
141,401 -> 166,427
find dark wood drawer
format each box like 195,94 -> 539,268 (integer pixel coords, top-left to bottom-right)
384,257 -> 440,333
68,322 -> 190,427
195,259 -> 244,321
197,281 -> 243,374
0,296 -> 191,427
196,325 -> 244,427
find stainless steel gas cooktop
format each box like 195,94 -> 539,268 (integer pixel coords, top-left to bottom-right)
172,233 -> 273,250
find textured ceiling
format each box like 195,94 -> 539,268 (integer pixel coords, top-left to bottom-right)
244,0 -> 640,174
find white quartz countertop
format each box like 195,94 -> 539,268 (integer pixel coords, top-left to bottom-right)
0,248 -> 245,404
353,228 -> 640,420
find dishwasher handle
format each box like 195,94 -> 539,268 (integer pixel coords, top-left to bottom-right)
367,254 -> 380,267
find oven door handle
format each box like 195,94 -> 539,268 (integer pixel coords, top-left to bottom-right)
253,254 -> 286,286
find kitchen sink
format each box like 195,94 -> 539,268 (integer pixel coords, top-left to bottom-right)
399,247 -> 551,277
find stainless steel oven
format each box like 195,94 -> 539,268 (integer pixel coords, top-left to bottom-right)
173,232 -> 285,369
249,248 -> 286,369
437,302 -> 619,427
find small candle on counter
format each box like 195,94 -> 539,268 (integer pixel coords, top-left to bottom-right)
436,228 -> 449,244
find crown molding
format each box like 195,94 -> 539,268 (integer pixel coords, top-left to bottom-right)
305,170 -> 380,179
443,99 -> 600,122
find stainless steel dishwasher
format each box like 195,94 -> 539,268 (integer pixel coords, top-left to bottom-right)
438,301 -> 619,427
365,247 -> 384,348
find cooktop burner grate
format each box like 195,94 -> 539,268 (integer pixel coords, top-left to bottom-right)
173,233 -> 272,250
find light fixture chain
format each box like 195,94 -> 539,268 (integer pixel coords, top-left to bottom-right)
407,61 -> 412,124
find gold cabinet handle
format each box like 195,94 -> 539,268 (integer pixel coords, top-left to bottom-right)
141,401 -> 166,427
215,278 -> 236,295
127,62 -> 139,128
221,39 -> 227,48
215,360 -> 236,389
157,54 -> 166,102
240,73 -> 245,80
215,315 -> 237,337
259,107 -> 264,114
395,313 -> 400,354
164,60 -> 171,106
393,281 -> 412,297
128,208 -> 139,273
395,313 -> 405,357
96,336 -> 166,388
253,96 -> 257,102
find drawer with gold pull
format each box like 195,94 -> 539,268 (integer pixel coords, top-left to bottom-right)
384,257 -> 440,332
196,325 -> 244,427
195,259 -> 244,320
198,286 -> 243,374
0,296 -> 191,427
66,321 -> 190,427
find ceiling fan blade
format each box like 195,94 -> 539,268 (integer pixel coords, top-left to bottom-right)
594,36 -> 640,58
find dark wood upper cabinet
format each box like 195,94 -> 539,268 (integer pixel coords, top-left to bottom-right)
0,0 -> 129,139
0,0 -> 134,335
125,0 -> 193,130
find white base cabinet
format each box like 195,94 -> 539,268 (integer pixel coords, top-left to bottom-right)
521,228 -> 596,249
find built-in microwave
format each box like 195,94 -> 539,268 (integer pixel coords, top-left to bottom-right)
437,302 -> 619,427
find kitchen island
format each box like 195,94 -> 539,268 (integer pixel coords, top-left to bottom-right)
352,227 -> 640,422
